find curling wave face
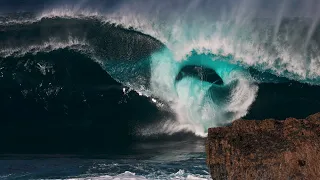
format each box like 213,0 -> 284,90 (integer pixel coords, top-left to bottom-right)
1,1 -> 320,136
147,50 -> 258,135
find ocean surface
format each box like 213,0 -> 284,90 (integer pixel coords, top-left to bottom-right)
1,0 -> 320,179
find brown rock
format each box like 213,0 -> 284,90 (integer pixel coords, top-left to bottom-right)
206,113 -> 320,180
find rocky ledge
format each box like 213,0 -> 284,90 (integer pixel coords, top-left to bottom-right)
206,113 -> 320,180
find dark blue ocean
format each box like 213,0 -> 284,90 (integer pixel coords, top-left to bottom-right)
1,0 -> 320,179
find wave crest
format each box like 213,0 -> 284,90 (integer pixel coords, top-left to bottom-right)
1,5 -> 320,135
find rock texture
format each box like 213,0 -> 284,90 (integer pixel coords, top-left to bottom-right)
206,113 -> 320,180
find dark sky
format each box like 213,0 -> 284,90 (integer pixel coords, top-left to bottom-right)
0,0 -> 319,18
0,0 -> 122,12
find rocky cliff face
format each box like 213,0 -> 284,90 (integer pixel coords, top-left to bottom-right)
206,113 -> 320,180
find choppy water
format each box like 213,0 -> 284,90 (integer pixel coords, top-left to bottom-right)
0,139 -> 210,180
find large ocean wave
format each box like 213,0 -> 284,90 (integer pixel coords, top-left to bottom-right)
1,1 -> 320,136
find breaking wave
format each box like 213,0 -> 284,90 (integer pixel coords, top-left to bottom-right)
1,2 -> 320,136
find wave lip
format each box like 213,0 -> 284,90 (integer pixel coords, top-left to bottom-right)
0,37 -> 88,58
2,8 -> 320,86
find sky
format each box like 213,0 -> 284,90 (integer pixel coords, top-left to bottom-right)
0,0 -> 319,19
